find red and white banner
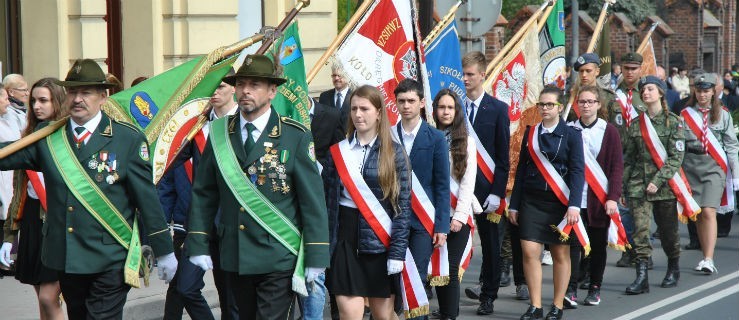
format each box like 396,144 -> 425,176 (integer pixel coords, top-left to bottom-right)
334,0 -> 430,125
330,141 -> 429,317
615,89 -> 639,128
26,171 -> 47,212
554,218 -> 591,255
681,107 -> 733,209
639,115 -> 701,222
527,125 -> 570,205
465,120 -> 506,222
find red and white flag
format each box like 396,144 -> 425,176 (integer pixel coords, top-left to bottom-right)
334,0 -> 431,125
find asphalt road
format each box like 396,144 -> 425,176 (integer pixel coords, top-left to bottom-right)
2,216 -> 738,320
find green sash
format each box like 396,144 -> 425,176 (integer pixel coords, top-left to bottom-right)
47,127 -> 144,288
210,117 -> 307,296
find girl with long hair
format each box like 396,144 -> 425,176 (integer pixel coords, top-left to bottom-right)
1,78 -> 67,320
681,74 -> 739,274
622,76 -> 684,295
508,86 -> 585,320
324,85 -> 411,320
431,89 -> 482,319
564,86 -> 623,307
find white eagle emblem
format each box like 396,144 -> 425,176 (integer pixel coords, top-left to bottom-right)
494,62 -> 526,120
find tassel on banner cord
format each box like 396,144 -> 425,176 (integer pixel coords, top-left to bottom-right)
551,225 -> 570,242
428,275 -> 451,287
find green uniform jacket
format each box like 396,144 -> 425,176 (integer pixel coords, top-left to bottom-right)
185,108 -> 330,275
609,82 -> 647,148
623,111 -> 685,201
0,112 -> 173,273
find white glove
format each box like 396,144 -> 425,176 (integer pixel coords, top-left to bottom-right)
305,267 -> 325,283
733,179 -> 739,191
482,194 -> 501,213
156,253 -> 178,283
387,259 -> 404,275
0,242 -> 13,268
188,255 -> 213,272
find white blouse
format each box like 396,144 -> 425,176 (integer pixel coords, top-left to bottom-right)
450,135 -> 482,222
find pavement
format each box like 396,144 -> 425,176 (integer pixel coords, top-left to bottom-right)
1,216 -> 738,319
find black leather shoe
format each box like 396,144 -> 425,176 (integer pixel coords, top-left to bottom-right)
717,231 -> 729,238
520,304 -> 543,320
545,304 -> 564,320
683,242 -> 700,250
465,283 -> 481,300
430,309 -> 442,319
477,299 -> 494,315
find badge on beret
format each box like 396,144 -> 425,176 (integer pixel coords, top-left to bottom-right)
675,141 -> 685,152
308,142 -> 316,162
577,56 -> 585,65
615,114 -> 623,126
139,142 -> 150,161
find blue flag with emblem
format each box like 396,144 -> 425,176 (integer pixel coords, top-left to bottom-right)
424,20 -> 466,102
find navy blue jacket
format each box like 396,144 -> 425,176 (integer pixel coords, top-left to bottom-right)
156,137 -> 204,233
471,93 -> 510,201
396,121 -> 451,234
510,120 -> 585,210
323,138 -> 411,261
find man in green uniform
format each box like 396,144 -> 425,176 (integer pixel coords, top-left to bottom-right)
610,52 -> 647,146
0,59 -> 176,319
185,54 -> 329,319
564,52 -> 616,122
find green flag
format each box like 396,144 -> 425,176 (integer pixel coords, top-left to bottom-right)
539,0 -> 566,89
596,18 -> 612,88
269,22 -> 311,126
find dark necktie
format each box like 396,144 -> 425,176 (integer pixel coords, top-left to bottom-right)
244,123 -> 256,155
468,102 -> 476,124
335,92 -> 343,109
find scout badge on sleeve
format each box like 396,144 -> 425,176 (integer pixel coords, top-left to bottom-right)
308,141 -> 316,162
139,142 -> 150,161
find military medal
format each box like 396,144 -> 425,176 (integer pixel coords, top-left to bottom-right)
106,175 -> 115,184
268,173 -> 277,179
247,165 -> 257,175
88,154 -> 99,170
281,180 -> 290,194
257,174 -> 266,185
280,150 -> 289,163
95,172 -> 104,182
272,180 -> 280,192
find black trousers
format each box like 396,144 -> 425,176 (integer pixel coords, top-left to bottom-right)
231,269 -> 296,320
210,234 -> 239,320
163,232 -> 214,320
58,270 -> 131,320
568,211 -> 608,288
436,223 -> 471,318
474,214 -> 503,302
507,220 -> 526,286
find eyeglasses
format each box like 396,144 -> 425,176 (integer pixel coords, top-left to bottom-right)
10,88 -> 29,93
536,102 -> 561,110
577,99 -> 599,105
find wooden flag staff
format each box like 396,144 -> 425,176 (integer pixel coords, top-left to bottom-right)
421,0 -> 465,47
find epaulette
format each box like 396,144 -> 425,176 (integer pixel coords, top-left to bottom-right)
280,116 -> 308,132
113,119 -> 143,134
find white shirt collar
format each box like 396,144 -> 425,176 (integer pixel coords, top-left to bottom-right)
400,118 -> 422,137
336,87 -> 350,98
240,108 -> 272,135
210,104 -> 238,121
467,93 -> 484,108
541,121 -> 558,134
71,110 -> 103,134
351,131 -> 377,149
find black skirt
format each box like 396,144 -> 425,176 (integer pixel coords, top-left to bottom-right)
14,198 -> 57,285
326,206 -> 399,298
518,189 -> 571,245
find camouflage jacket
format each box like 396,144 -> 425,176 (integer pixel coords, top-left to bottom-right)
623,111 -> 685,201
609,83 -> 646,149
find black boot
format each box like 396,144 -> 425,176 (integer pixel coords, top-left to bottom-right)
661,258 -> 680,288
647,256 -> 654,270
625,259 -> 650,295
616,249 -> 634,267
500,258 -> 512,287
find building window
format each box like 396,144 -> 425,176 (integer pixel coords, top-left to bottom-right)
0,0 -> 22,76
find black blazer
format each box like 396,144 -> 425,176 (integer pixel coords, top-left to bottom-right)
319,88 -> 352,131
720,93 -> 739,112
470,93 -> 510,201
310,99 -> 345,167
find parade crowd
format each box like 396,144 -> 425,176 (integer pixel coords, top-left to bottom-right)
0,48 -> 737,320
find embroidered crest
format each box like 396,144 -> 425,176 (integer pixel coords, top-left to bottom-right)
615,114 -> 624,126
74,64 -> 82,74
139,142 -> 150,161
308,142 -> 316,162
675,141 -> 685,152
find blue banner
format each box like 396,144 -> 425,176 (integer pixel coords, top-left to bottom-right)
425,21 -> 466,103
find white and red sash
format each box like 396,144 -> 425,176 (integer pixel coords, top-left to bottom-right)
639,115 -> 701,222
408,170 -> 451,286
527,125 -> 590,249
26,171 -> 47,212
466,119 -> 506,222
427,178 -> 477,284
330,141 -> 429,318
615,89 -> 639,128
580,141 -> 629,252
681,107 -> 733,209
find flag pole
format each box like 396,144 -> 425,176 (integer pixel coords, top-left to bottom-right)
422,0 -> 465,47
537,0 -> 557,32
483,0 -> 552,77
637,22 -> 659,53
0,30 -> 270,161
562,0 -> 615,119
306,0 -> 375,84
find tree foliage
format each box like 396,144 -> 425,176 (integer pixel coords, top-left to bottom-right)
569,0 -> 656,25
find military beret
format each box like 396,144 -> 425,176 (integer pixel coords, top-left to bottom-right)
639,75 -> 666,92
573,53 -> 601,70
693,73 -> 716,89
621,52 -> 643,66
